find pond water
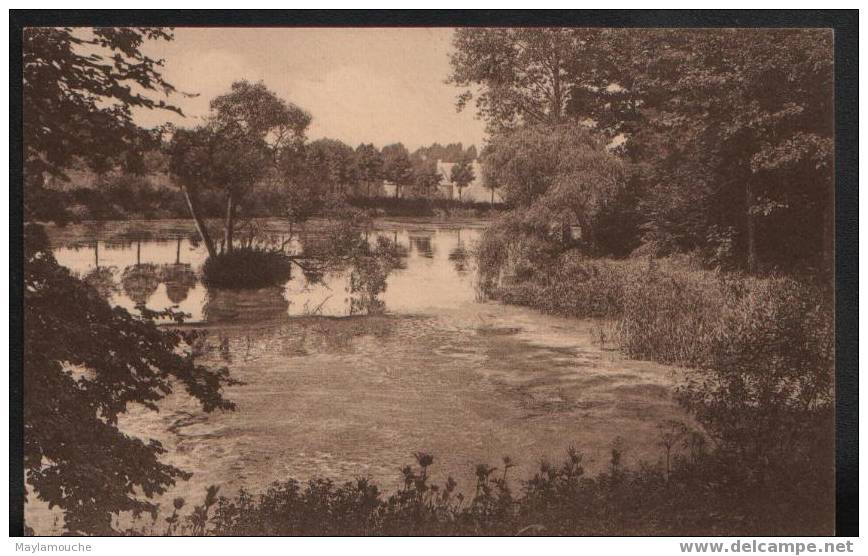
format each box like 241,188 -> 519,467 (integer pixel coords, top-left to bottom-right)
34,218 -> 685,533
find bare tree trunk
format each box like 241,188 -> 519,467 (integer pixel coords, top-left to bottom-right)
491,188 -> 495,205
746,181 -> 758,274
224,191 -> 237,254
181,186 -> 217,258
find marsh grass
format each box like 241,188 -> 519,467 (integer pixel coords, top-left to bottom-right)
482,250 -> 833,373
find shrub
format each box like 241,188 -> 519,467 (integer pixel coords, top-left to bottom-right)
201,248 -> 293,289
676,276 -> 834,491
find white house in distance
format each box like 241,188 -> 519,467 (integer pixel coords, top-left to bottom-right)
435,159 -> 503,203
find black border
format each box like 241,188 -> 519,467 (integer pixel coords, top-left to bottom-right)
9,9 -> 859,538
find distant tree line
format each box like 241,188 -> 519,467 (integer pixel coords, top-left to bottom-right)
26,93 -> 489,225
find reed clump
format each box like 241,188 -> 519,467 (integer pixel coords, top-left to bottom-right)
482,248 -> 833,374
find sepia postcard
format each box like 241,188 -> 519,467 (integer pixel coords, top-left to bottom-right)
9,10 -> 858,541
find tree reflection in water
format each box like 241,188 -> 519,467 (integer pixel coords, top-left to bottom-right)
159,263 -> 197,306
120,263 -> 161,308
448,230 -> 469,274
408,234 -> 434,258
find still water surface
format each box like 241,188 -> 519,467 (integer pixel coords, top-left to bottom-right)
38,218 -> 684,531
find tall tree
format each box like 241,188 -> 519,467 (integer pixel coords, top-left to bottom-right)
457,27 -> 834,271
167,81 -> 311,256
601,29 -> 835,272
449,28 -> 582,133
305,138 -> 357,196
354,143 -> 384,197
449,157 -> 475,202
381,143 -> 413,199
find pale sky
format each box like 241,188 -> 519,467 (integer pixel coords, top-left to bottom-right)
133,27 -> 487,151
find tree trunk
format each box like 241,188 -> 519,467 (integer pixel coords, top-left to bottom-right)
181,186 -> 217,258
224,191 -> 237,254
746,182 -> 758,274
491,188 -> 495,205
394,184 -> 400,200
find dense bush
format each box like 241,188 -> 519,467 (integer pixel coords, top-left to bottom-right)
201,248 -> 294,289
498,253 -> 627,319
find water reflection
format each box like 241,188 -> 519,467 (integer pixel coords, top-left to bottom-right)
448,230 -> 470,274
160,263 -> 197,306
203,287 -> 291,324
121,263 -> 161,307
408,233 -> 434,258
34,219 -> 691,536
50,223 -> 483,321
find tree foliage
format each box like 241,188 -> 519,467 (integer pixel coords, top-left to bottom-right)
455,28 -> 833,272
449,157 -> 475,201
449,28 -> 581,133
483,124 -> 625,250
354,143 -> 384,196
305,138 -> 358,195
167,80 -> 311,256
381,143 -> 413,198
24,225 -> 237,534
23,27 -> 182,220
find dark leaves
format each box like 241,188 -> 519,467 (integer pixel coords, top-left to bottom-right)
24,224 -> 236,533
